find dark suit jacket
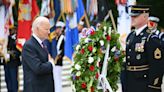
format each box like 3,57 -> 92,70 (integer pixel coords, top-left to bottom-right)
22,36 -> 54,92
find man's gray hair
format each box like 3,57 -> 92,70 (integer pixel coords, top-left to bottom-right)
31,16 -> 49,32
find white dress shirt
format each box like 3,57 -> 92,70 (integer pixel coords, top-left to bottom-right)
135,25 -> 147,36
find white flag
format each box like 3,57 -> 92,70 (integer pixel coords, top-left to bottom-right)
117,4 -> 131,50
0,5 -> 9,61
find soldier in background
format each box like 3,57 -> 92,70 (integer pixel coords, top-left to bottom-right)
146,16 -> 164,92
148,16 -> 160,33
4,26 -> 21,92
54,21 -> 65,92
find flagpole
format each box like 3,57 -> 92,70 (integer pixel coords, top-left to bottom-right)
61,13 -> 66,23
84,11 -> 90,28
104,10 -> 117,32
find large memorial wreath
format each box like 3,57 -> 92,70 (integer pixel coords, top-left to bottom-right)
71,22 -> 125,92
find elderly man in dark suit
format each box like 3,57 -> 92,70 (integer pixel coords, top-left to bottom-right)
22,16 -> 55,92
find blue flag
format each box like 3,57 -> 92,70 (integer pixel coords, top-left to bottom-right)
53,0 -> 61,24
76,0 -> 85,23
64,0 -> 85,61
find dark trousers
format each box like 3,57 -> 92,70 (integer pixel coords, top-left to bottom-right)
120,62 -> 126,92
4,64 -> 18,92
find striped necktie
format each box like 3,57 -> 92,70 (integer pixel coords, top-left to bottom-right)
42,42 -> 48,53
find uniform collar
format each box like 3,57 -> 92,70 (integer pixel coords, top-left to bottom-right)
135,25 -> 147,36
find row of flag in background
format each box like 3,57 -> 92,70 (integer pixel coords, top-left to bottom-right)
0,0 -> 131,62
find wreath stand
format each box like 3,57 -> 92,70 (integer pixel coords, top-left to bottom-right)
97,42 -> 113,92
97,10 -> 117,92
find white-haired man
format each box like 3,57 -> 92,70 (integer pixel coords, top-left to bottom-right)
22,16 -> 55,92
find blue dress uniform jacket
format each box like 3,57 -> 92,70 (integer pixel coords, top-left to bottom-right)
147,32 -> 164,92
22,36 -> 54,92
125,27 -> 150,92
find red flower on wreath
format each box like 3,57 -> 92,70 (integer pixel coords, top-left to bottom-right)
114,57 -> 119,62
76,76 -> 80,80
89,65 -> 95,71
91,86 -> 94,92
81,82 -> 87,89
88,45 -> 93,52
90,31 -> 95,35
96,72 -> 99,79
106,35 -> 111,41
80,48 -> 85,54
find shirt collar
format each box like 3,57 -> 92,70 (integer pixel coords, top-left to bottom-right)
135,25 -> 147,36
32,33 -> 43,46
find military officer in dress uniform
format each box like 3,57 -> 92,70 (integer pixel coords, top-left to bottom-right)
147,34 -> 164,92
147,15 -> 164,92
153,14 -> 164,92
4,26 -> 21,92
125,5 -> 164,92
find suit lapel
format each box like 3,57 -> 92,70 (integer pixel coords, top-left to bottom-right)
31,36 -> 48,55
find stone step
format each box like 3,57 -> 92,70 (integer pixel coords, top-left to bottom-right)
0,60 -> 72,92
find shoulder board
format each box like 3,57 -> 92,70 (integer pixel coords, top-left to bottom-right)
151,34 -> 159,39
159,32 -> 164,39
146,32 -> 159,42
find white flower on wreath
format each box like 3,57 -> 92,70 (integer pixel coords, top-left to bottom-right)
111,46 -> 116,52
76,45 -> 81,51
84,38 -> 91,43
75,64 -> 81,70
88,57 -> 94,64
103,26 -> 107,31
99,40 -> 104,46
76,71 -> 81,76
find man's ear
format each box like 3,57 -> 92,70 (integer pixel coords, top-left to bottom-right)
37,27 -> 40,31
144,13 -> 149,18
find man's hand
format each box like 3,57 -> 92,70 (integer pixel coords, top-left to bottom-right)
54,55 -> 61,63
48,54 -> 55,66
